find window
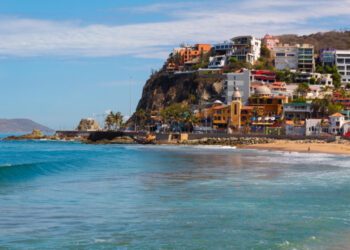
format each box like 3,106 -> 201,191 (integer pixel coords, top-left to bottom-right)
337,58 -> 345,64
276,53 -> 285,57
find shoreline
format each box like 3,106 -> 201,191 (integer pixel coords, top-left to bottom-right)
3,132 -> 350,156
240,140 -> 350,156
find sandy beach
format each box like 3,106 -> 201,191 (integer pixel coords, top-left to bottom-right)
242,139 -> 350,155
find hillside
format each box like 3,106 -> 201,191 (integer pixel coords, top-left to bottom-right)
0,119 -> 53,133
277,31 -> 350,52
136,71 -> 224,112
133,31 -> 350,118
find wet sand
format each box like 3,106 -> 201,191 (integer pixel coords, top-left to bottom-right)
242,140 -> 350,155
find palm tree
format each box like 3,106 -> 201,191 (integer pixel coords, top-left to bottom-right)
114,112 -> 123,130
104,111 -> 115,130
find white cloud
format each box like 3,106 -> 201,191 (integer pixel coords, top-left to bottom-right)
0,0 -> 349,59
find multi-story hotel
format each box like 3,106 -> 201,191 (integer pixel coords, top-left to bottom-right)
335,50 -> 350,83
297,44 -> 315,72
320,49 -> 336,66
273,44 -> 315,72
273,44 -> 298,71
210,36 -> 261,68
230,36 -> 261,64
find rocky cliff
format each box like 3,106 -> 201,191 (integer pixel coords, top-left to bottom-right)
135,71 -> 224,112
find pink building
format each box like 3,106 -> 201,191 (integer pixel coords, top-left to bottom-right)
262,34 -> 280,50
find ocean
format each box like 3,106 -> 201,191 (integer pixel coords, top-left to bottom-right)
1,138 -> 350,249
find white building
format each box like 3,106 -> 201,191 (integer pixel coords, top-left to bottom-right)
231,36 -> 261,64
273,44 -> 298,71
329,113 -> 346,135
225,69 -> 251,104
343,122 -> 350,136
208,55 -> 227,68
273,44 -> 315,72
305,119 -> 324,136
283,102 -> 313,120
335,50 -> 350,83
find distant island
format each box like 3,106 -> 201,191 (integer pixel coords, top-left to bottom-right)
0,119 -> 53,133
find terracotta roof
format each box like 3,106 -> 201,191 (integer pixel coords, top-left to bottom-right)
212,105 -> 228,110
285,120 -> 305,126
330,112 -> 344,117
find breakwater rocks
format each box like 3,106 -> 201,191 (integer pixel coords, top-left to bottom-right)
85,136 -> 136,145
182,137 -> 275,146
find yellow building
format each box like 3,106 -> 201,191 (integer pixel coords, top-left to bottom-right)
205,86 -> 288,129
248,86 -> 288,117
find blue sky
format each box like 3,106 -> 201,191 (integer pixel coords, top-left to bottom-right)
0,0 -> 349,129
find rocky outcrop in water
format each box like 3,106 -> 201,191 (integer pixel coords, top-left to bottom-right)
76,118 -> 100,131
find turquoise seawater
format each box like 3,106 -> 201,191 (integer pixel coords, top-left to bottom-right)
1,139 -> 350,249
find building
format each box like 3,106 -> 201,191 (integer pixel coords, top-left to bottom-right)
335,50 -> 350,83
332,92 -> 350,110
273,44 -> 298,71
283,102 -> 313,120
329,112 -> 346,135
305,119 -> 330,136
285,120 -> 306,136
298,44 -> 315,72
172,44 -> 212,66
320,49 -> 336,66
230,88 -> 242,128
230,36 -> 261,64
262,34 -> 280,50
212,104 -> 230,129
213,41 -> 235,55
208,55 -> 228,69
225,69 -> 251,104
248,86 -> 288,117
251,70 -> 276,83
273,44 -> 315,72
211,36 -> 261,67
294,72 -> 333,86
343,122 -> 350,136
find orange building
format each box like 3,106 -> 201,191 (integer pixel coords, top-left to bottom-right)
174,44 -> 212,65
201,86 -> 288,130
212,104 -> 230,128
248,86 -> 288,117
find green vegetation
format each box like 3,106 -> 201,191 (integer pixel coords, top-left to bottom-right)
311,95 -> 343,117
104,111 -> 124,130
253,46 -> 274,70
191,49 -> 212,70
134,109 -> 151,130
160,103 -> 198,132
328,103 -> 344,115
295,82 -> 311,97
315,65 -> 341,88
275,69 -> 296,83
292,97 -> 307,103
223,57 -> 252,72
